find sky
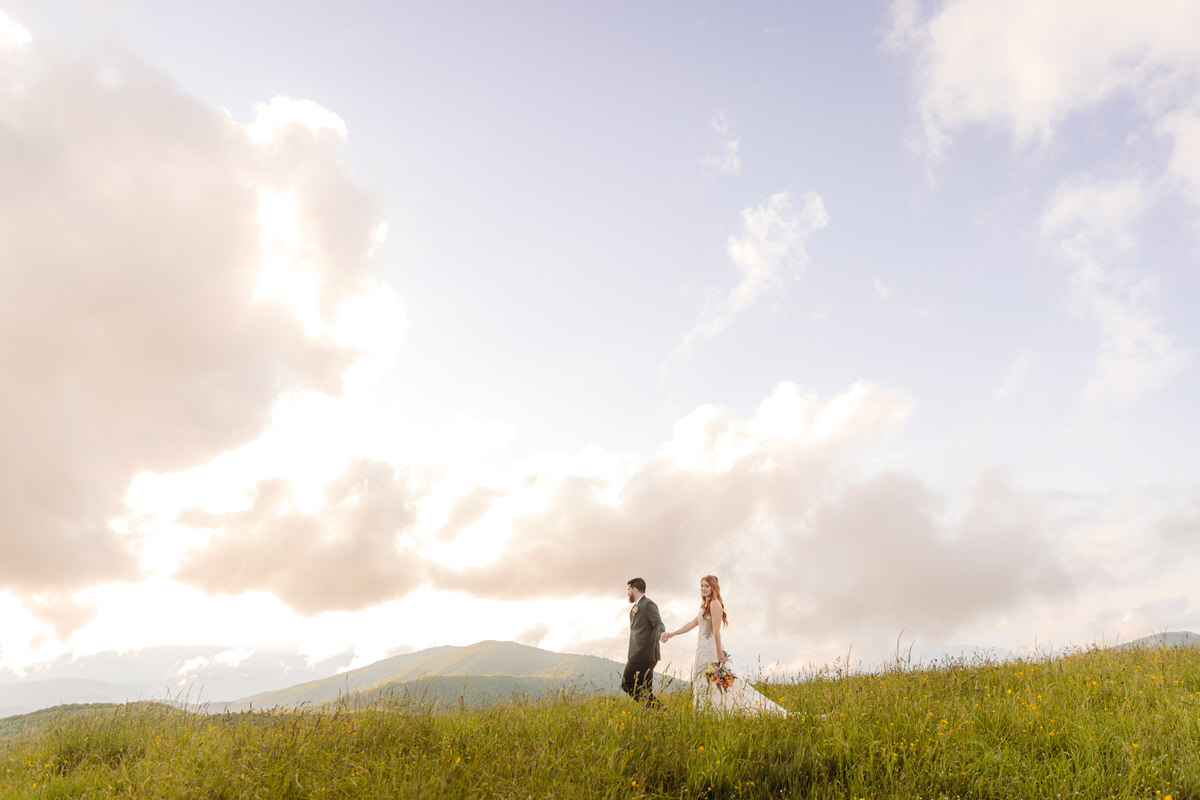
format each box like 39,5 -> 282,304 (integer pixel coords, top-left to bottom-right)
1,0 -> 1199,681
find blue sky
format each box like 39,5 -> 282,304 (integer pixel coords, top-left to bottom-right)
1,1 -> 1199,678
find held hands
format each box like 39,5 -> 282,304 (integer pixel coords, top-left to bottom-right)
660,632 -> 670,643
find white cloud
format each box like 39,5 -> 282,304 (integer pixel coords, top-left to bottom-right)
710,110 -> 732,136
0,10 -> 31,50
679,191 -> 829,353
892,0 -> 1200,159
702,112 -> 741,177
703,139 -> 741,177
1042,177 -> 1187,406
246,96 -> 348,144
175,459 -> 428,614
996,353 -> 1035,399
873,276 -> 894,299
884,0 -> 922,53
659,382 -> 911,473
728,192 -> 829,309
0,36 -> 393,613
23,594 -> 98,642
176,656 -> 210,678
1160,106 -> 1200,210
214,647 -> 254,667
1041,177 -> 1145,251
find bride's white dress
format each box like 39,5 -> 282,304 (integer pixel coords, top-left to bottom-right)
692,612 -> 787,716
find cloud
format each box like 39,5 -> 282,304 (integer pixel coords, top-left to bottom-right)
23,595 -> 99,641
435,487 -> 507,541
996,352 -> 1035,399
176,459 -> 427,614
1157,493 -> 1200,596
1041,177 -> 1187,406
765,470 -> 1075,641
0,40 -> 389,600
1041,176 -> 1145,249
430,382 -> 914,599
679,191 -> 829,353
0,10 -> 31,50
702,111 -> 741,177
1160,106 -> 1200,211
891,0 -> 1200,159
516,623 -> 550,647
884,0 -> 922,53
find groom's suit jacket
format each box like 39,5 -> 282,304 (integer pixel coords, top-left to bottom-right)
627,596 -> 666,662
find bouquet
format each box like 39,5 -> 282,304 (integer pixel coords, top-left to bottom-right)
703,652 -> 735,692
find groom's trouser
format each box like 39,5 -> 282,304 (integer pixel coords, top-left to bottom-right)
622,660 -> 658,705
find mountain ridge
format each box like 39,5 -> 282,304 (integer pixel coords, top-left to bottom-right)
220,640 -> 625,711
0,678 -> 145,719
1120,631 -> 1200,649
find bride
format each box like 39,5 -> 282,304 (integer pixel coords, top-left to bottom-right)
661,575 -> 787,716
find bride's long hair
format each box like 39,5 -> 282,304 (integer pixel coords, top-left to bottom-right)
701,574 -> 728,628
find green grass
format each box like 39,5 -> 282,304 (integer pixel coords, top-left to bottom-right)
3,643 -> 1200,798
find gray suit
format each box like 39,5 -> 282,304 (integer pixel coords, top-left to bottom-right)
623,596 -> 665,704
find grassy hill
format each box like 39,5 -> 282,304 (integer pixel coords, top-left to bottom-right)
4,641 -> 1200,797
348,674 -> 603,711
221,640 -> 625,711
0,702 -> 187,747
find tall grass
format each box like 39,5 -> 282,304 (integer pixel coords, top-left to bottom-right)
3,643 -> 1200,798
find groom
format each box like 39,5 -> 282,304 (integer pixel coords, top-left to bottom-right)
623,577 -> 665,706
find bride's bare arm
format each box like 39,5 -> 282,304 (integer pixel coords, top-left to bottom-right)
661,616 -> 699,642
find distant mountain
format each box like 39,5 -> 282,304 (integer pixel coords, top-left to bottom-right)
0,645 -> 355,719
0,678 -> 143,718
896,632 -> 1200,667
222,640 -> 626,711
1119,631 -> 1200,650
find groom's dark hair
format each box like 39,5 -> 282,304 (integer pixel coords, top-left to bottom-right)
627,577 -> 646,593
